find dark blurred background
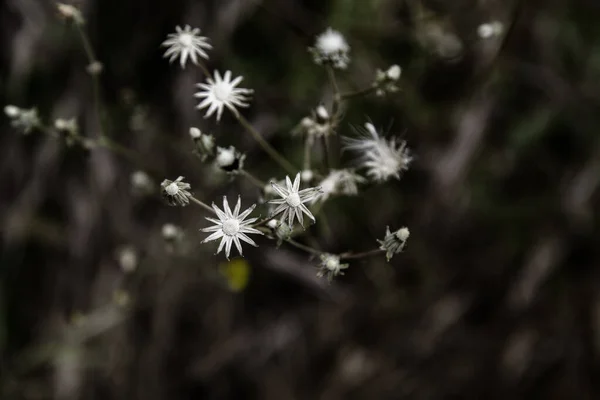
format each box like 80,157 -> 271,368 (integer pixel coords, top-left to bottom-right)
1,0 -> 600,399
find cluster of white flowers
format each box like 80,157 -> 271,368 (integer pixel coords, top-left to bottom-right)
4,105 -> 40,134
4,15 -> 416,286
155,25 -> 415,280
373,65 -> 402,96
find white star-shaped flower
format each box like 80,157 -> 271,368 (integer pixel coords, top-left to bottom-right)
309,28 -> 350,69
269,173 -> 322,228
162,25 -> 212,68
201,196 -> 263,259
194,70 -> 253,122
343,122 -> 412,183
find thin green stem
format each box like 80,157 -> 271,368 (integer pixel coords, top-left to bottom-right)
74,24 -> 106,138
340,86 -> 376,100
197,62 -> 211,78
285,238 -> 322,255
241,170 -> 267,189
303,137 -> 312,171
340,248 -> 384,260
190,196 -> 215,214
235,114 -> 296,175
326,66 -> 341,114
322,135 -> 332,170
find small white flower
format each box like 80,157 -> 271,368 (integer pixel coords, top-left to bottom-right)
56,3 -> 84,25
194,70 -> 253,121
293,105 -> 335,142
130,170 -> 155,196
54,117 -> 79,137
269,173 -> 322,228
201,196 -> 263,259
215,146 -> 245,173
310,28 -> 350,69
343,122 -> 412,183
377,226 -> 410,261
160,176 -> 192,206
189,127 -> 215,161
315,169 -> 366,202
4,105 -> 20,118
374,65 -> 402,96
301,169 -> 314,183
477,21 -> 504,39
5,106 -> 40,134
162,223 -> 184,243
317,254 -> 349,282
86,61 -> 103,76
162,25 -> 212,68
116,246 -> 138,273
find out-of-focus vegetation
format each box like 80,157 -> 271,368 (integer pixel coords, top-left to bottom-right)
1,0 -> 600,398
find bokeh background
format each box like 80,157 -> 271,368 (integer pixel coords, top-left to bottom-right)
2,0 -> 600,399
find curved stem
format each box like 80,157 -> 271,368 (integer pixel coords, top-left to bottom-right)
340,248 -> 383,260
303,137 -> 312,171
241,170 -> 266,189
190,196 -> 215,214
340,86 -> 376,100
74,24 -> 106,138
235,114 -> 296,175
285,238 -> 322,255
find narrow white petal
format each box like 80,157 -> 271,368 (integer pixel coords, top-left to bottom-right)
299,203 -> 315,221
237,204 -> 256,221
225,237 -> 233,259
222,196 -> 233,218
202,230 -> 224,242
237,232 -> 258,247
233,196 -> 241,218
293,173 -> 301,192
216,236 -> 228,254
271,182 -> 288,198
233,236 -> 243,256
285,175 -> 293,192
295,207 -> 304,227
212,203 -> 227,221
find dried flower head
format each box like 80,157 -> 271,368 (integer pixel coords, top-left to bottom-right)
317,254 -> 349,282
201,196 -> 263,259
194,70 -> 253,121
310,28 -> 350,69
315,169 -> 366,203
56,3 -> 85,25
4,106 -> 40,134
162,25 -> 212,68
189,127 -> 215,161
161,176 -> 192,206
115,245 -> 138,273
215,146 -> 245,174
269,173 -> 322,228
343,122 -> 412,183
377,226 -> 410,261
374,64 -> 402,96
54,117 -> 79,145
477,21 -> 504,39
293,105 -> 336,143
